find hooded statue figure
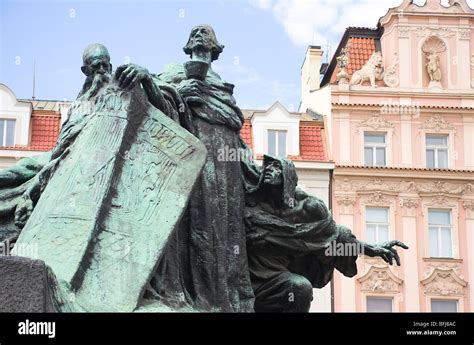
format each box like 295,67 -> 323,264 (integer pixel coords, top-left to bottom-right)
244,155 -> 408,312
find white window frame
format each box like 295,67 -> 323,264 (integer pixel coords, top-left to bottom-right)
428,209 -> 453,259
425,134 -> 449,169
366,296 -> 394,313
429,298 -> 459,313
420,128 -> 455,169
267,129 -> 287,158
0,119 -> 16,147
365,207 -> 390,244
364,132 -> 387,167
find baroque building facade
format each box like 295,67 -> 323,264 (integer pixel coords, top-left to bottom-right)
301,0 -> 474,312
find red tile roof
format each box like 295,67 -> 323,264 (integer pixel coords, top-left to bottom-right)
239,120 -> 327,162
331,36 -> 377,84
29,114 -> 61,151
240,121 -> 253,148
290,126 -> 325,161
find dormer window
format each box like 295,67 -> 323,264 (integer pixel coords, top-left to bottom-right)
0,119 -> 15,147
268,129 -> 287,158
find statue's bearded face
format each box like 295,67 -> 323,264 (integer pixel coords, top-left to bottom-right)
84,55 -> 112,77
82,54 -> 112,99
263,160 -> 283,186
188,26 -> 214,51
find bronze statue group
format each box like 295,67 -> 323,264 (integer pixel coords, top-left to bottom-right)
0,25 -> 407,313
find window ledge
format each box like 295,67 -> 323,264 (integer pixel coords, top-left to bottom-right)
423,257 -> 463,263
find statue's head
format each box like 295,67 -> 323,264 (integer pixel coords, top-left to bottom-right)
81,43 -> 112,77
262,155 -> 298,208
369,52 -> 383,67
263,157 -> 283,187
183,25 -> 224,61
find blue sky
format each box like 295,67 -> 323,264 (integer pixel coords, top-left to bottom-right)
1,0 -> 473,110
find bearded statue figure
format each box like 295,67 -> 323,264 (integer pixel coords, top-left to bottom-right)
0,43 -> 114,243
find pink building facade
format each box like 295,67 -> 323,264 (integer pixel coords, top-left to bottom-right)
301,0 -> 474,312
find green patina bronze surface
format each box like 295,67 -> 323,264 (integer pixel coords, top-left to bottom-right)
0,30 -> 409,313
13,79 -> 206,312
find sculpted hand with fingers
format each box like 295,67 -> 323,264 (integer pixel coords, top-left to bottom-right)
115,63 -> 169,113
363,240 -> 409,266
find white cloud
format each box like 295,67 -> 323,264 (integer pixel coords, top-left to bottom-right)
248,0 -> 274,10
213,62 -> 299,109
249,0 -> 474,49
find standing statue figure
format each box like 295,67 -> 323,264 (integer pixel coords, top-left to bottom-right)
425,48 -> 442,82
115,25 -> 255,312
336,48 -> 350,85
245,155 -> 408,312
151,25 -> 255,312
422,38 -> 445,85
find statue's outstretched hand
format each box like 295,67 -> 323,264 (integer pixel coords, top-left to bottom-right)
365,240 -> 409,266
115,64 -> 150,89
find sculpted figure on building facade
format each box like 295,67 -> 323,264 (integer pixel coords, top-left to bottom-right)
336,48 -> 350,85
425,48 -> 442,82
422,37 -> 446,85
350,51 -> 384,87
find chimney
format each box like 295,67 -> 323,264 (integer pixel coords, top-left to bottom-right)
300,46 -> 323,110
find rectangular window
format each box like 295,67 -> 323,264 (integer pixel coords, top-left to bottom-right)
364,132 -> 386,166
431,299 -> 458,312
428,210 -> 452,258
0,119 -> 16,147
366,207 -> 389,244
268,130 -> 287,158
367,297 -> 393,312
426,134 -> 448,169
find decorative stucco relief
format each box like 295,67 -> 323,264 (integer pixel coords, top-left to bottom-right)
361,191 -> 395,206
335,179 -> 474,199
335,195 -> 357,207
358,265 -> 403,293
426,194 -> 457,208
335,194 -> 357,214
399,198 -> 419,209
463,200 -> 474,211
383,52 -> 400,88
419,114 -> 455,133
458,28 -> 471,40
414,26 -> 456,38
357,115 -> 394,130
423,259 -> 463,280
421,268 -> 467,296
398,26 -> 410,38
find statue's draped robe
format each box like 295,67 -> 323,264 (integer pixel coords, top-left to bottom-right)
244,157 -> 358,299
0,153 -> 49,242
148,63 -> 255,312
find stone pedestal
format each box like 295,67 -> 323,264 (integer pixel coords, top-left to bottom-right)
428,80 -> 442,90
0,256 -> 56,312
